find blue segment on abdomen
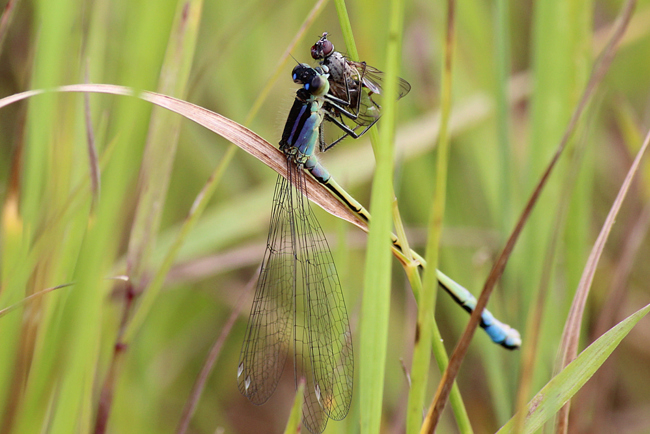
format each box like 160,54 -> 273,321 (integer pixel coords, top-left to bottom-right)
306,157 -> 330,183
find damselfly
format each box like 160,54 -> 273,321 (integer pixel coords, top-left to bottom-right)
311,31 -> 411,150
238,64 -> 364,434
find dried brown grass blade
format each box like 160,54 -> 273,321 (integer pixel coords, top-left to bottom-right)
423,0 -> 637,430
555,124 -> 650,433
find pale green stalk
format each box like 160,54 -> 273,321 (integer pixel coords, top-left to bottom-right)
357,0 -> 405,431
126,0 -> 204,288
120,0 -> 205,342
408,1 -> 455,432
333,1 -> 472,431
525,0 -> 592,398
47,2 -> 181,431
486,0 -> 514,423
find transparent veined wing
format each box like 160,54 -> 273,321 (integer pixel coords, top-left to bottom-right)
351,61 -> 412,101
326,60 -> 411,129
239,159 -> 354,434
293,170 -> 354,423
290,162 -> 354,433
237,173 -> 295,405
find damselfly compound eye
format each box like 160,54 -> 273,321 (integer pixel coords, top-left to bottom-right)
309,75 -> 328,95
291,63 -> 314,84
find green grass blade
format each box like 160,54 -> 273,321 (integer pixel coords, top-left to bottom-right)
408,0 -> 456,432
126,0 -> 204,286
497,302 -> 650,434
356,0 -> 406,431
333,0 -> 359,61
283,380 -> 306,434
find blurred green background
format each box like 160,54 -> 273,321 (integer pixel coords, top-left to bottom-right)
0,0 -> 650,433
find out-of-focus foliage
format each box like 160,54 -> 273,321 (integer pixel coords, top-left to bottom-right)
0,0 -> 649,433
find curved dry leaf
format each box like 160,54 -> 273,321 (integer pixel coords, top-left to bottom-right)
0,84 -> 369,233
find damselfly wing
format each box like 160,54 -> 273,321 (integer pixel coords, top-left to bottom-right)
238,65 -> 356,434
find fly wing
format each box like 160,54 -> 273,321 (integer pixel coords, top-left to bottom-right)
291,167 -> 354,430
354,62 -> 412,99
237,173 -> 295,405
319,53 -> 377,130
322,59 -> 411,136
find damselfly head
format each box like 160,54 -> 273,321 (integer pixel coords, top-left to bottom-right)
311,31 -> 334,60
292,63 -> 314,84
292,64 -> 329,96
